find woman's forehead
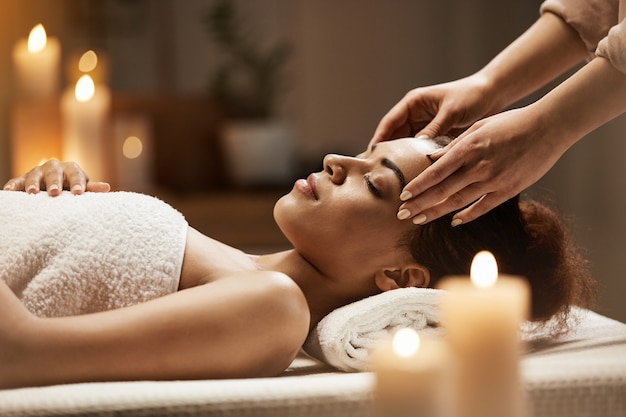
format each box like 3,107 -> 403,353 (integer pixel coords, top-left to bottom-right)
375,138 -> 441,180
384,137 -> 441,154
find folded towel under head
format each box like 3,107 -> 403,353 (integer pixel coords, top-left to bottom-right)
303,287 -> 443,372
302,286 -> 586,372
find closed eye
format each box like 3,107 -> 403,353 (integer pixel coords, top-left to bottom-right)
365,175 -> 382,199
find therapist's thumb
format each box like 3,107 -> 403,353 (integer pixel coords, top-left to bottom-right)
426,135 -> 459,162
415,113 -> 453,140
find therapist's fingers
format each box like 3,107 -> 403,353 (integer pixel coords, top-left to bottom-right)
401,179 -> 503,227
396,133 -> 496,224
414,109 -> 454,140
397,166 -> 482,225
397,139 -> 466,204
369,110 -> 414,147
422,135 -> 460,162
370,90 -> 436,146
450,191 -> 513,226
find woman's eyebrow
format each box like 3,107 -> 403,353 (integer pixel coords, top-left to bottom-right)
381,158 -> 406,189
368,144 -> 406,189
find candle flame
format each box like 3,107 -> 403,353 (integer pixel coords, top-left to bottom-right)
392,328 -> 420,358
470,251 -> 498,288
27,24 -> 47,53
75,74 -> 95,102
79,50 -> 98,73
123,136 -> 143,159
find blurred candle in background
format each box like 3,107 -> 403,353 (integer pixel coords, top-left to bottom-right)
66,49 -> 110,86
61,73 -> 111,181
12,24 -> 60,98
113,113 -> 154,191
437,251 -> 530,417
10,99 -> 62,177
371,328 -> 449,417
10,23 -> 62,176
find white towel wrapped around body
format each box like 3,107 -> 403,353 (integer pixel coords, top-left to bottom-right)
0,191 -> 188,318
303,287 -> 443,372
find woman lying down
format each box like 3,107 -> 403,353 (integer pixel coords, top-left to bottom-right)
0,137 -> 596,389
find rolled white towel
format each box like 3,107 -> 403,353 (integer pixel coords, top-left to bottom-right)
303,287 -> 443,372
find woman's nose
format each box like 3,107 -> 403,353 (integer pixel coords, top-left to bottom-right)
323,154 -> 359,184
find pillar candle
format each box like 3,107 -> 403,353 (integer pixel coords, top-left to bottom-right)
61,74 -> 111,182
12,24 -> 60,98
437,251 -> 530,417
371,328 -> 450,417
66,50 -> 110,86
10,99 -> 62,177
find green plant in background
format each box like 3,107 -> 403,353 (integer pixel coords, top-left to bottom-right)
205,0 -> 292,120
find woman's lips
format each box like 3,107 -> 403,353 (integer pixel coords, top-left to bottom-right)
295,174 -> 319,200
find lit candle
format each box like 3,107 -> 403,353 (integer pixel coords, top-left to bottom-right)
12,24 -> 61,98
66,49 -> 110,86
437,251 -> 530,417
10,99 -> 62,177
371,328 -> 449,417
61,74 -> 111,181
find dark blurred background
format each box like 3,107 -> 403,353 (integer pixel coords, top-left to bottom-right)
1,0 -> 625,323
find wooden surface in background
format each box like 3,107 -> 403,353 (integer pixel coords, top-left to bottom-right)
160,191 -> 291,253
112,94 -> 227,192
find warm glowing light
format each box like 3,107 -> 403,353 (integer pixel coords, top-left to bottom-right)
392,328 -> 420,358
75,74 -> 95,102
27,24 -> 47,53
123,136 -> 143,159
79,50 -> 98,72
470,251 -> 498,288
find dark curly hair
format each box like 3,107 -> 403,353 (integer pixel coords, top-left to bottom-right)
405,195 -> 596,334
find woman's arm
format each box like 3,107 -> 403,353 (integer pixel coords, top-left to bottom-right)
1,271 -> 309,388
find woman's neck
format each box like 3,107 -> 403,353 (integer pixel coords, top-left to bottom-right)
254,250 -> 376,330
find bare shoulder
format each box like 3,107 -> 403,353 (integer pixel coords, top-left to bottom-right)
217,270 -> 311,377
176,228 -> 310,376
179,226 -> 262,288
173,270 -> 310,378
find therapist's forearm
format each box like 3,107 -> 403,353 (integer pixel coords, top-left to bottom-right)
478,12 -> 588,111
533,56 -> 626,152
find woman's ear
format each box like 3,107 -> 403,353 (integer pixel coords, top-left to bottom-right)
374,264 -> 430,292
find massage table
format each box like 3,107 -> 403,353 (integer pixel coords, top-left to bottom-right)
1,307 -> 625,417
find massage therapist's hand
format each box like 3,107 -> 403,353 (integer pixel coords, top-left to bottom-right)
3,159 -> 111,196
369,74 -> 502,145
396,106 -> 568,226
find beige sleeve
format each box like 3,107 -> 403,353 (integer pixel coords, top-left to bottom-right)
596,0 -> 626,74
540,0 -> 619,60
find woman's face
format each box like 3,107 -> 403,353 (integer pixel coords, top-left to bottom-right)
274,138 -> 441,277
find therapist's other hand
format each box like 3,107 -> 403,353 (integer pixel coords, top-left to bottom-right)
396,106 -> 566,226
370,75 -> 500,146
3,159 -> 111,196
